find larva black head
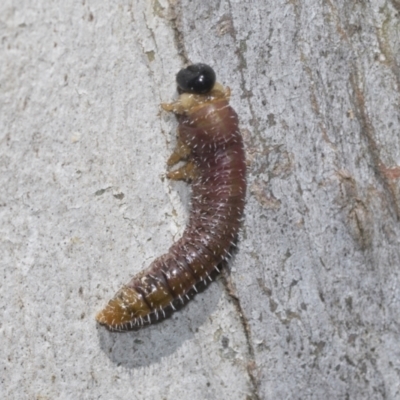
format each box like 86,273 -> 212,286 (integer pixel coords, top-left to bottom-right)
176,63 -> 216,94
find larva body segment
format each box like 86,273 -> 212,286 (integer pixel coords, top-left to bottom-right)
96,65 -> 246,331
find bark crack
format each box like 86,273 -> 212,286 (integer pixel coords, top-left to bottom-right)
222,267 -> 261,400
167,0 -> 190,65
349,70 -> 400,221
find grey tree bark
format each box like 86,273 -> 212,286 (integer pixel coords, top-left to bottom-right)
1,0 -> 399,399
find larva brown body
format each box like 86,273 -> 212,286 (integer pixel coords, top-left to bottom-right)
96,68 -> 246,331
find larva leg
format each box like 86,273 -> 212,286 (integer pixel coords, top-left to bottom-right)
161,100 -> 187,115
161,101 -> 180,113
161,93 -> 198,115
167,139 -> 191,166
167,161 -> 197,181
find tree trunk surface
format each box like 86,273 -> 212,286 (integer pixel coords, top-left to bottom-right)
1,1 -> 399,399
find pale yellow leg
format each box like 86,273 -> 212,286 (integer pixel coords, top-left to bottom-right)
161,101 -> 185,115
167,139 -> 191,166
167,161 -> 198,181
161,98 -> 197,181
161,93 -> 197,115
161,101 -> 176,112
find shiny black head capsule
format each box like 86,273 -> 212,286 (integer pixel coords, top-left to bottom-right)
176,63 -> 216,94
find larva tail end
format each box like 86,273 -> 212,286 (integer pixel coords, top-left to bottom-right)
96,287 -> 151,331
95,298 -> 131,330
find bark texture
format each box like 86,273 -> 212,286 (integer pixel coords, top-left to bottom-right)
1,0 -> 399,399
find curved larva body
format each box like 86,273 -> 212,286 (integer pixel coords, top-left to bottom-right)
96,83 -> 246,331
